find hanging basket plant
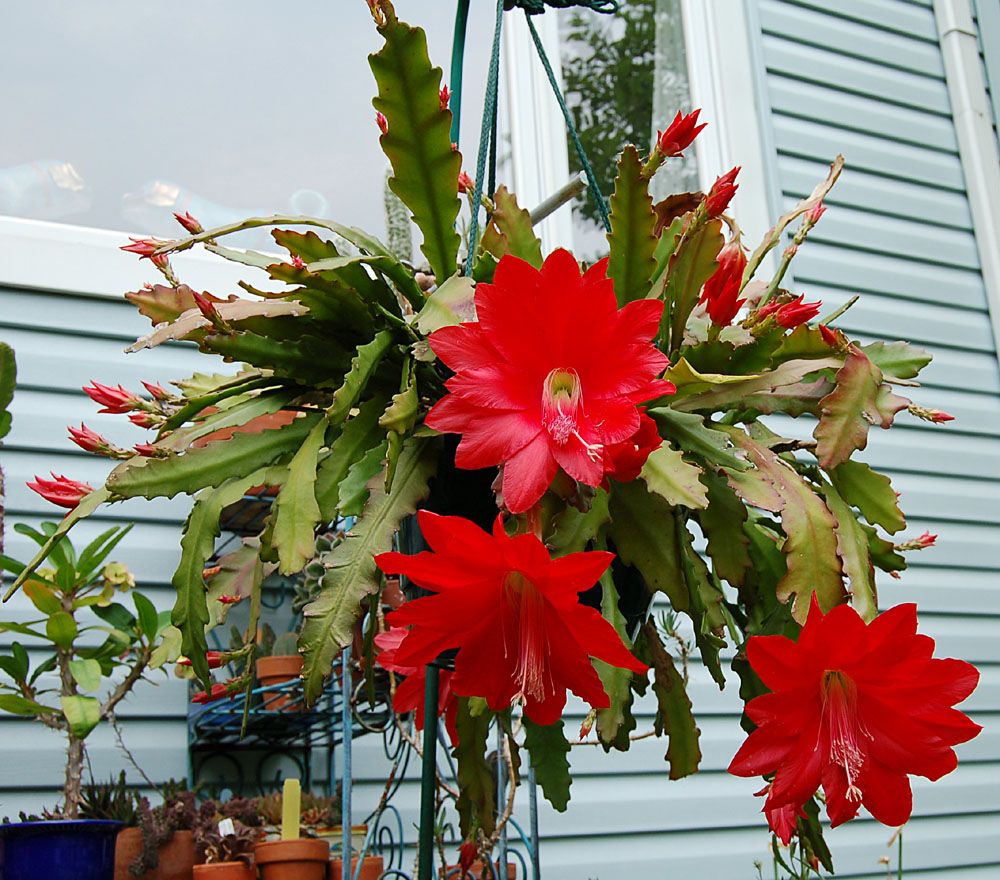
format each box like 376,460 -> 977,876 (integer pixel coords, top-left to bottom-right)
7,0 -> 981,873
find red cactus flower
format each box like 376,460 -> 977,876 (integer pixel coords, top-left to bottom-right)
728,599 -> 981,832
439,84 -> 452,110
376,511 -> 647,725
27,473 -> 94,510
656,109 -> 706,157
83,381 -> 142,414
602,411 -> 662,486
68,423 -> 111,455
700,241 -> 747,327
173,211 -> 203,235
375,626 -> 459,743
425,250 -> 674,513
179,651 -> 226,670
191,683 -> 231,704
705,167 -> 740,217
376,111 -> 389,135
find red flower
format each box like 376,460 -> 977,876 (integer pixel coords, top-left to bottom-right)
173,211 -> 203,235
602,411 -> 662,485
68,423 -> 112,455
656,109 -> 706,157
729,599 -> 981,831
699,242 -> 747,327
191,683 -> 231,704
375,627 -> 459,744
83,381 -> 142,414
705,167 -> 740,217
27,473 -> 94,510
376,511 -> 647,725
179,651 -> 226,669
757,295 -> 822,329
376,111 -> 389,135
439,84 -> 452,110
425,250 -> 673,513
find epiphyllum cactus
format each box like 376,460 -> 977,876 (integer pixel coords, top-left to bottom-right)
7,1 -> 977,870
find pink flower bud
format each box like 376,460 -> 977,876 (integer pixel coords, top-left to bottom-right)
121,236 -> 166,260
83,381 -> 143,414
133,442 -> 162,457
376,111 -> 389,135
916,531 -> 937,548
291,254 -> 305,269
457,171 -> 474,194
173,211 -> 203,235
141,380 -> 170,401
218,594 -> 243,605
705,167 -> 740,217
927,409 -> 954,423
191,291 -> 218,321
128,411 -> 160,429
439,84 -> 452,111
806,201 -> 827,225
27,473 -> 94,510
656,109 -> 706,158
68,423 -> 110,455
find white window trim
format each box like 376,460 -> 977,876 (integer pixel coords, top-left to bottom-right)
934,0 -> 1000,357
0,215 -> 276,301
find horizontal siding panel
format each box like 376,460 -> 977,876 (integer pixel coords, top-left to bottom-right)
759,0 -> 945,75
0,288 -> 153,339
793,242 -> 988,309
778,0 -> 939,42
763,34 -> 951,113
781,157 -> 973,228
769,76 -> 959,150
772,114 -> 967,189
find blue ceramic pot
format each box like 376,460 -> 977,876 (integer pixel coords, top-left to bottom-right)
0,819 -> 123,880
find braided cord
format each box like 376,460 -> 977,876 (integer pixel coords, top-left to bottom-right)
523,12 -> 611,231
504,0 -> 619,14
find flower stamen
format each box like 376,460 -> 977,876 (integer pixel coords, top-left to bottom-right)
541,367 -> 604,461
502,571 -> 551,705
821,670 -> 870,801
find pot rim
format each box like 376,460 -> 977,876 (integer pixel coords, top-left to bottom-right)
255,837 -> 330,864
0,818 -> 124,836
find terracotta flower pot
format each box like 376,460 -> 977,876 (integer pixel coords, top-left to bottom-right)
441,862 -> 516,880
329,855 -> 384,880
192,862 -> 255,880
255,838 -> 328,880
115,828 -> 196,880
255,655 -> 304,711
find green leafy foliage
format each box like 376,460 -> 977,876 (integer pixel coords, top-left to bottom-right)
300,438 -> 435,703
523,717 -> 572,812
546,489 -> 610,557
639,444 -> 708,509
641,623 -> 701,779
607,145 -> 658,305
271,418 -> 328,574
0,341 -> 14,441
822,482 -> 878,621
594,569 -> 635,748
698,471 -> 751,587
829,460 -> 905,534
648,407 -> 749,471
454,698 -> 496,838
370,12 -> 462,281
814,346 -> 884,470
663,218 -> 724,351
480,185 -> 543,268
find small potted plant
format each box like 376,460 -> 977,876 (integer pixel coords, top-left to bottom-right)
193,809 -> 261,880
118,786 -> 199,880
254,781 -> 329,880
254,626 -> 303,711
0,524 -> 163,880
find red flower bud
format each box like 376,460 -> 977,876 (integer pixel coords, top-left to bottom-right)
705,166 -> 740,217
927,409 -> 954,423
699,241 -> 747,327
819,324 -> 840,346
218,594 -> 243,605
290,254 -> 305,269
121,236 -> 167,260
83,381 -> 142,414
202,565 -> 222,579
141,380 -> 170,401
190,682 -> 231,704
457,171 -> 474,194
805,201 -> 826,225
458,842 -> 478,873
656,109 -> 706,157
27,473 -> 94,510
133,442 -> 162,457
760,294 -> 822,329
191,291 -> 218,321
173,211 -> 203,235
916,531 -> 937,548
128,411 -> 160,429
439,84 -> 452,111
179,651 -> 226,669
376,111 -> 389,135
68,423 -> 111,455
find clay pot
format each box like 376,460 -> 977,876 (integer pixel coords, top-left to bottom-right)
255,838 -> 329,880
115,828 -> 196,880
192,862 -> 255,880
329,855 -> 384,880
255,655 -> 304,711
